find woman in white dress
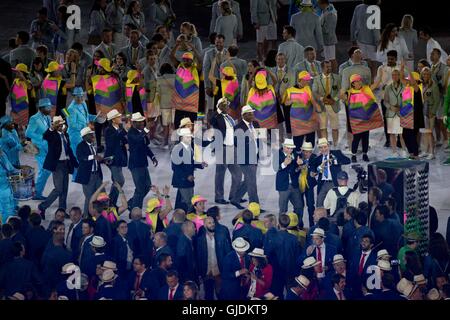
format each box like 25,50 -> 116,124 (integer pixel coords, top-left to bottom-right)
377,23 -> 409,64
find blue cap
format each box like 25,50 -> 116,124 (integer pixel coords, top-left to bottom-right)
72,87 -> 85,97
38,98 -> 52,108
0,115 -> 12,127
337,171 -> 349,180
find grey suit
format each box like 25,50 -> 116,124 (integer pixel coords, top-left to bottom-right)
121,44 -> 146,68
312,74 -> 341,113
220,57 -> 248,85
350,4 -> 380,46
210,1 -> 243,37
278,39 -> 305,70
320,10 -> 338,46
250,0 -> 277,26
150,3 -> 175,31
105,2 -> 125,33
203,47 -> 227,89
338,59 -> 368,74
9,45 -> 36,68
269,66 -> 295,100
294,60 -> 322,83
290,11 -> 324,51
94,42 -> 117,61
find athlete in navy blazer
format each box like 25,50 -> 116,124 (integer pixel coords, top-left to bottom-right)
220,251 -> 250,300
157,283 -> 184,300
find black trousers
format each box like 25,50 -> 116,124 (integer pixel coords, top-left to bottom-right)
402,128 -> 419,156
352,131 -> 369,154
381,100 -> 389,144
94,122 -> 106,147
283,105 -> 291,134
293,132 -> 316,153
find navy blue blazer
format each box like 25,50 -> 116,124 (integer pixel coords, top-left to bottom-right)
11,232 -> 26,246
127,269 -> 159,300
164,222 -> 183,254
348,249 -> 377,294
149,266 -> 168,289
94,215 -> 113,248
43,129 -> 78,173
157,284 -> 184,300
0,239 -> 15,268
322,287 -> 352,300
232,224 -> 263,252
263,227 -> 280,267
40,241 -> 72,295
25,226 -> 51,267
0,257 -> 43,297
171,143 -> 203,188
373,219 -> 402,257
127,127 -> 156,170
342,219 -> 356,257
285,288 -> 302,300
309,150 -> 351,188
220,251 -> 250,300
75,141 -> 103,185
306,243 -> 338,276
153,245 -> 174,268
274,230 -> 301,278
175,234 -> 196,282
345,226 -> 375,260
275,149 -> 300,191
325,232 -> 343,254
95,284 -> 121,300
112,235 -> 133,276
196,228 -> 233,278
234,120 -> 260,165
371,289 -> 405,301
79,235 -> 96,277
127,220 -> 152,261
104,124 -> 128,167
69,222 -> 83,261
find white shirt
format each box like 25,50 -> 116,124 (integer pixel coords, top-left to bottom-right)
376,37 -> 409,63
206,232 -> 220,276
242,119 -> 256,139
321,153 -> 333,181
324,186 -> 360,215
58,132 -> 69,161
427,38 -> 448,64
86,141 -> 98,172
222,114 -> 235,146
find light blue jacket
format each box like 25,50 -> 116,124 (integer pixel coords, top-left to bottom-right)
25,112 -> 51,156
66,100 -> 96,151
0,128 -> 22,167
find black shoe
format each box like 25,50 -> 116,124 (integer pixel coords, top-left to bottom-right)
384,142 -> 390,148
239,199 -> 248,203
230,202 -> 245,210
215,199 -> 230,205
362,154 -> 370,162
32,195 -> 46,201
38,205 -> 46,220
260,209 -> 266,214
351,155 -> 357,163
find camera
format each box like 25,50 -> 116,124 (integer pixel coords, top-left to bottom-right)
351,164 -> 368,193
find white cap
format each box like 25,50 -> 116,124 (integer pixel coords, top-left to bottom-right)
80,127 -> 95,137
131,112 -> 146,122
232,237 -> 250,252
90,236 -> 106,248
178,128 -> 194,137
311,227 -> 325,238
107,109 -> 122,121
282,138 -> 296,149
241,105 -> 254,115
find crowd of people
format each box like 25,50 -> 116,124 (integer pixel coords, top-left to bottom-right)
0,0 -> 449,301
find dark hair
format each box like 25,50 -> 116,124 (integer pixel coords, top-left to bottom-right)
264,49 -> 277,68
90,0 -> 105,13
405,251 -> 423,275
348,46 -> 360,57
318,217 -> 330,231
228,45 -> 239,57
355,210 -> 368,226
160,63 -> 175,76
358,201 -> 369,215
18,205 -> 31,221
126,1 -> 139,15
345,206 -> 358,219
125,23 -> 138,30
419,26 -> 432,37
209,32 -> 217,44
304,46 -> 315,53
52,221 -> 65,232
8,217 -> 22,233
386,197 -> 397,211
55,208 -> 66,216
252,256 -> 268,269
29,213 -> 42,227
115,51 -> 127,65
92,200 -> 105,214
36,45 -> 48,55
249,60 -> 260,69
31,57 -> 44,73
331,273 -> 345,286
376,205 -> 390,219
8,38 -> 17,49
379,23 -> 397,52
151,33 -> 164,43
370,187 -> 383,202
167,270 -> 178,278
283,25 -> 296,37
146,41 -> 157,50
429,206 -> 438,235
418,59 -> 431,68
1,224 -> 13,238
381,273 -> 396,290
133,255 -> 148,267
428,233 -> 450,262
17,31 -> 30,44
386,50 -> 398,58
183,280 -> 198,299
206,206 -> 220,221
242,210 -> 253,224
71,42 -> 83,51
279,214 -> 291,228
216,34 -> 225,41
158,253 -> 171,266
11,242 -> 24,257
82,218 -> 95,229
38,7 -> 48,16
431,48 -> 442,57
116,220 -> 127,228
70,207 -> 82,215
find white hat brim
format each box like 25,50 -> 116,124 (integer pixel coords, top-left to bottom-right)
233,243 -> 250,252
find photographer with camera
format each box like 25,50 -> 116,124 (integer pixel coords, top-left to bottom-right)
323,171 -> 359,226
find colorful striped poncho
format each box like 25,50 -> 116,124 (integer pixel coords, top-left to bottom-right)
172,64 -> 200,113
10,79 -> 30,127
246,86 -> 278,129
222,77 -> 240,119
91,74 -> 123,114
348,86 -> 383,134
125,84 -> 146,115
41,77 -> 62,117
400,85 -> 422,130
283,86 -> 318,136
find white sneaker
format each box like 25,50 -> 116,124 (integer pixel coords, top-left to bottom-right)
419,152 -> 428,158
426,154 -> 435,160
401,150 -> 409,158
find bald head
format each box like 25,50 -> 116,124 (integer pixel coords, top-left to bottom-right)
313,208 -> 327,224
172,209 -> 186,223
130,207 -> 143,220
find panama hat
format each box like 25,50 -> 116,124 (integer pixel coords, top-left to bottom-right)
12,63 -> 29,74
317,138 -> 329,147
107,109 -> 122,121
95,58 -> 112,72
255,72 -> 267,90
90,236 -> 106,248
57,296 -> 69,300
377,260 -> 392,272
413,274 -> 428,285
101,261 -> 118,271
8,292 -> 25,300
61,262 -> 76,274
282,138 -> 296,149
178,127 -> 194,137
248,202 -> 261,218
301,142 -> 314,151
302,256 -> 321,269
131,112 -> 146,122
377,249 -> 391,260
38,98 -> 52,108
426,288 -> 441,300
397,278 -> 417,297
191,195 -> 207,206
332,254 -> 346,265
52,115 -> 65,125
146,198 -> 163,212
295,275 -> 310,289
232,237 -> 250,253
248,248 -> 267,258
100,269 -> 117,283
311,227 -> 326,238
80,127 -> 95,137
72,87 -> 85,97
179,117 -> 194,128
45,61 -> 64,73
241,105 -> 254,116
263,293 -> 279,300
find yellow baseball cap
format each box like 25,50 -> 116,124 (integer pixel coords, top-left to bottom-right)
45,61 -> 64,73
96,58 -> 112,72
12,63 -> 29,74
146,198 -> 163,212
191,195 -> 207,206
255,73 -> 267,90
298,71 -> 312,82
248,202 -> 261,217
287,212 -> 299,228
222,66 -> 236,78
126,69 -> 140,85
